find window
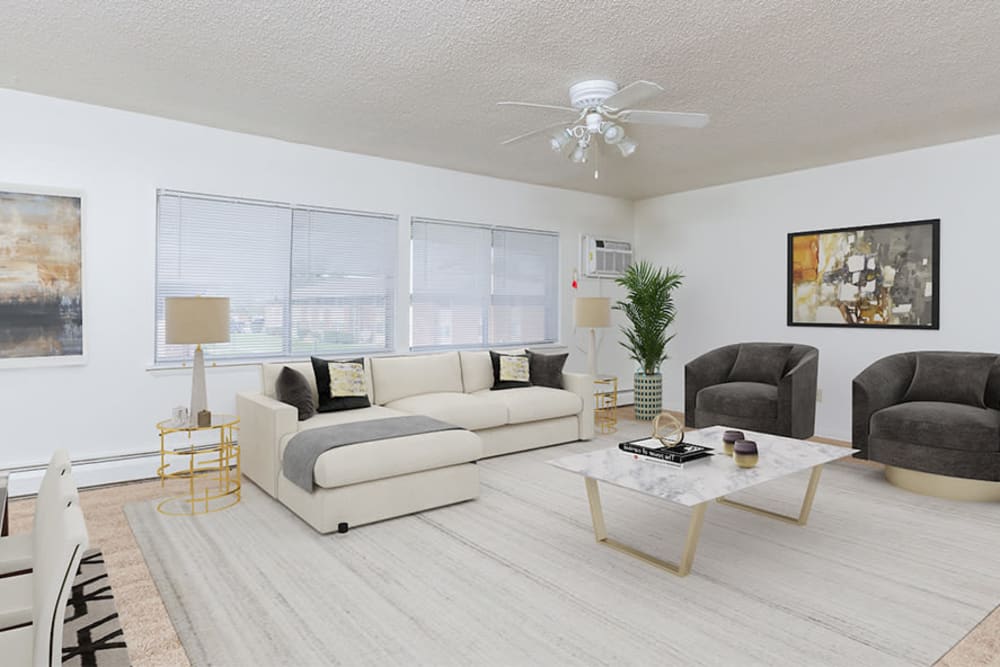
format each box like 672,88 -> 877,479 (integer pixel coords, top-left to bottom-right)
410,218 -> 559,350
155,190 -> 396,364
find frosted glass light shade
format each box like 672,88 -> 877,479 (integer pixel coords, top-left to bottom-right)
165,297 -> 230,344
574,297 -> 611,328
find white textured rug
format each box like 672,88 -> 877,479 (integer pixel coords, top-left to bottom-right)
125,423 -> 1000,666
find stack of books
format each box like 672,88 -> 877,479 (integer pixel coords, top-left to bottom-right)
619,438 -> 714,468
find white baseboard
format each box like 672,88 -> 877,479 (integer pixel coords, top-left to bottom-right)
7,453 -> 160,497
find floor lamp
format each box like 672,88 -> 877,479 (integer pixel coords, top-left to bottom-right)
574,297 -> 611,378
165,296 -> 230,424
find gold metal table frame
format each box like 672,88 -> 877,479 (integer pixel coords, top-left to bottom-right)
156,414 -> 241,516
594,375 -> 618,434
583,464 -> 825,577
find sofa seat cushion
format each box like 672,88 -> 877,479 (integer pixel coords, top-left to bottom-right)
696,382 -> 778,419
473,387 -> 582,424
871,401 -> 1000,453
385,392 -> 508,430
311,429 -> 482,490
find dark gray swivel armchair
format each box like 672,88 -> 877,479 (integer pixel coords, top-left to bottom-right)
684,343 -> 819,439
853,351 -> 1000,480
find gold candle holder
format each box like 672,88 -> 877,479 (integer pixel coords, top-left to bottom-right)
722,430 -> 744,457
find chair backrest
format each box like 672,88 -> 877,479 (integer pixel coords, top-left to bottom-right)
31,469 -> 88,667
33,450 -> 72,538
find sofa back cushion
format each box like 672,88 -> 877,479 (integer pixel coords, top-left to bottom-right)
904,351 -> 996,408
370,352 -> 463,404
459,348 -> 526,393
987,360 -> 1000,410
728,343 -> 793,385
460,351 -> 494,393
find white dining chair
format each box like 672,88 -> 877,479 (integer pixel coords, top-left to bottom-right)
0,450 -> 73,578
0,489 -> 89,666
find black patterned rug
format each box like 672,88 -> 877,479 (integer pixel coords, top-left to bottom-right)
62,549 -> 130,666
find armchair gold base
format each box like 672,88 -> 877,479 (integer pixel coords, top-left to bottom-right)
885,466 -> 1000,502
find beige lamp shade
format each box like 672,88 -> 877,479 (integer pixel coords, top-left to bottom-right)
574,297 -> 611,328
165,297 -> 230,344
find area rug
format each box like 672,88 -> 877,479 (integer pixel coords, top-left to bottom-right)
63,549 -> 130,666
124,423 -> 1000,666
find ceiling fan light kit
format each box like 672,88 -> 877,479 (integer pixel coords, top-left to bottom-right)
499,79 -> 710,175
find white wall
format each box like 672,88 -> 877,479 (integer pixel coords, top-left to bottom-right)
0,89 -> 635,472
634,134 -> 1000,441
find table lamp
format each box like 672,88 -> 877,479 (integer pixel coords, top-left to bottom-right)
165,296 -> 230,423
574,296 -> 610,377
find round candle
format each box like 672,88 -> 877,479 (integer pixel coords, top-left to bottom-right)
722,430 -> 744,456
733,440 -> 759,468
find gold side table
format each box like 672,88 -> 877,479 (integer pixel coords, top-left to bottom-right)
156,413 -> 240,516
594,375 -> 618,434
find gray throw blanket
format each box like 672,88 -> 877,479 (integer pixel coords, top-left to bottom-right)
283,415 -> 463,491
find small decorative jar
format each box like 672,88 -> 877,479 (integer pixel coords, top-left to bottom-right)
722,430 -> 744,457
733,440 -> 759,468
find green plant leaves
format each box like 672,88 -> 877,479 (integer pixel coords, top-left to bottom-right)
612,261 -> 683,375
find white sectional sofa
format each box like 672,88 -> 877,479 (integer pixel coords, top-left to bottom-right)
236,350 -> 594,533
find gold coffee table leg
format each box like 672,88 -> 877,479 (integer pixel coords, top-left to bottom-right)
717,464 -> 824,526
584,477 -> 708,577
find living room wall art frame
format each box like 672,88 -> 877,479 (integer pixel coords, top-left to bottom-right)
0,185 -> 87,368
787,218 -> 940,329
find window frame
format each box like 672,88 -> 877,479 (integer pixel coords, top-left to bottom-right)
409,216 -> 560,352
153,189 -> 398,366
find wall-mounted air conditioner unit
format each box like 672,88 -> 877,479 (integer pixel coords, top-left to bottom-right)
582,236 -> 633,278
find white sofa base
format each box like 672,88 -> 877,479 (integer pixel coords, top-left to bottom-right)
478,416 -> 581,458
276,463 -> 480,533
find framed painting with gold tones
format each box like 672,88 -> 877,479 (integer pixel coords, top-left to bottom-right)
0,185 -> 86,367
787,219 -> 939,329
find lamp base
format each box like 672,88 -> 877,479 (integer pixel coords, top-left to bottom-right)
190,344 -> 208,425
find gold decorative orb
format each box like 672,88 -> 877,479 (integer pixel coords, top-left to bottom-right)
652,412 -> 684,448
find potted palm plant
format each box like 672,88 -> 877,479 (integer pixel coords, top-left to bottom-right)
614,261 -> 684,421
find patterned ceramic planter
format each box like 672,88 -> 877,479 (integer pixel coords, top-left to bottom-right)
633,372 -> 662,421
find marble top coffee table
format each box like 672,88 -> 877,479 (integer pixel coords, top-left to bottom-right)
548,425 -> 858,577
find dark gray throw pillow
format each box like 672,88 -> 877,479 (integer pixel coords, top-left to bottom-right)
275,366 -> 316,421
903,352 -> 995,408
727,343 -> 793,385
527,350 -> 568,389
490,351 -> 531,390
310,356 -> 372,413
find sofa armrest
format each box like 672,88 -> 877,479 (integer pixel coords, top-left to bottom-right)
777,350 -> 819,439
684,345 -> 739,427
236,391 -> 298,497
852,353 -> 915,459
562,372 -> 595,440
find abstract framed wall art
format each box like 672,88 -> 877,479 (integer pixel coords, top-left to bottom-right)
0,186 -> 86,367
787,219 -> 939,329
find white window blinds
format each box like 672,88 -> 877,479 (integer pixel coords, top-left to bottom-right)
155,191 -> 396,363
410,218 -> 559,350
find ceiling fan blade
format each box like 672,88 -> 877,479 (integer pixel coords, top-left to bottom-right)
499,119 -> 573,145
618,109 -> 710,128
599,80 -> 664,111
497,101 -> 579,114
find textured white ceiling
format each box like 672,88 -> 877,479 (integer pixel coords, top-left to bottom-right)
3,1 -> 1000,199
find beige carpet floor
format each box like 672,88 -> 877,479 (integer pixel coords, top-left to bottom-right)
8,422 -> 1000,666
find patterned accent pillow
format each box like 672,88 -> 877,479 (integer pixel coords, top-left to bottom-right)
329,362 -> 368,397
490,351 -> 531,390
310,356 -> 371,412
500,355 -> 530,382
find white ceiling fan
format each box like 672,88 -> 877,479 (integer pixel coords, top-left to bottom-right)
498,79 -> 709,178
